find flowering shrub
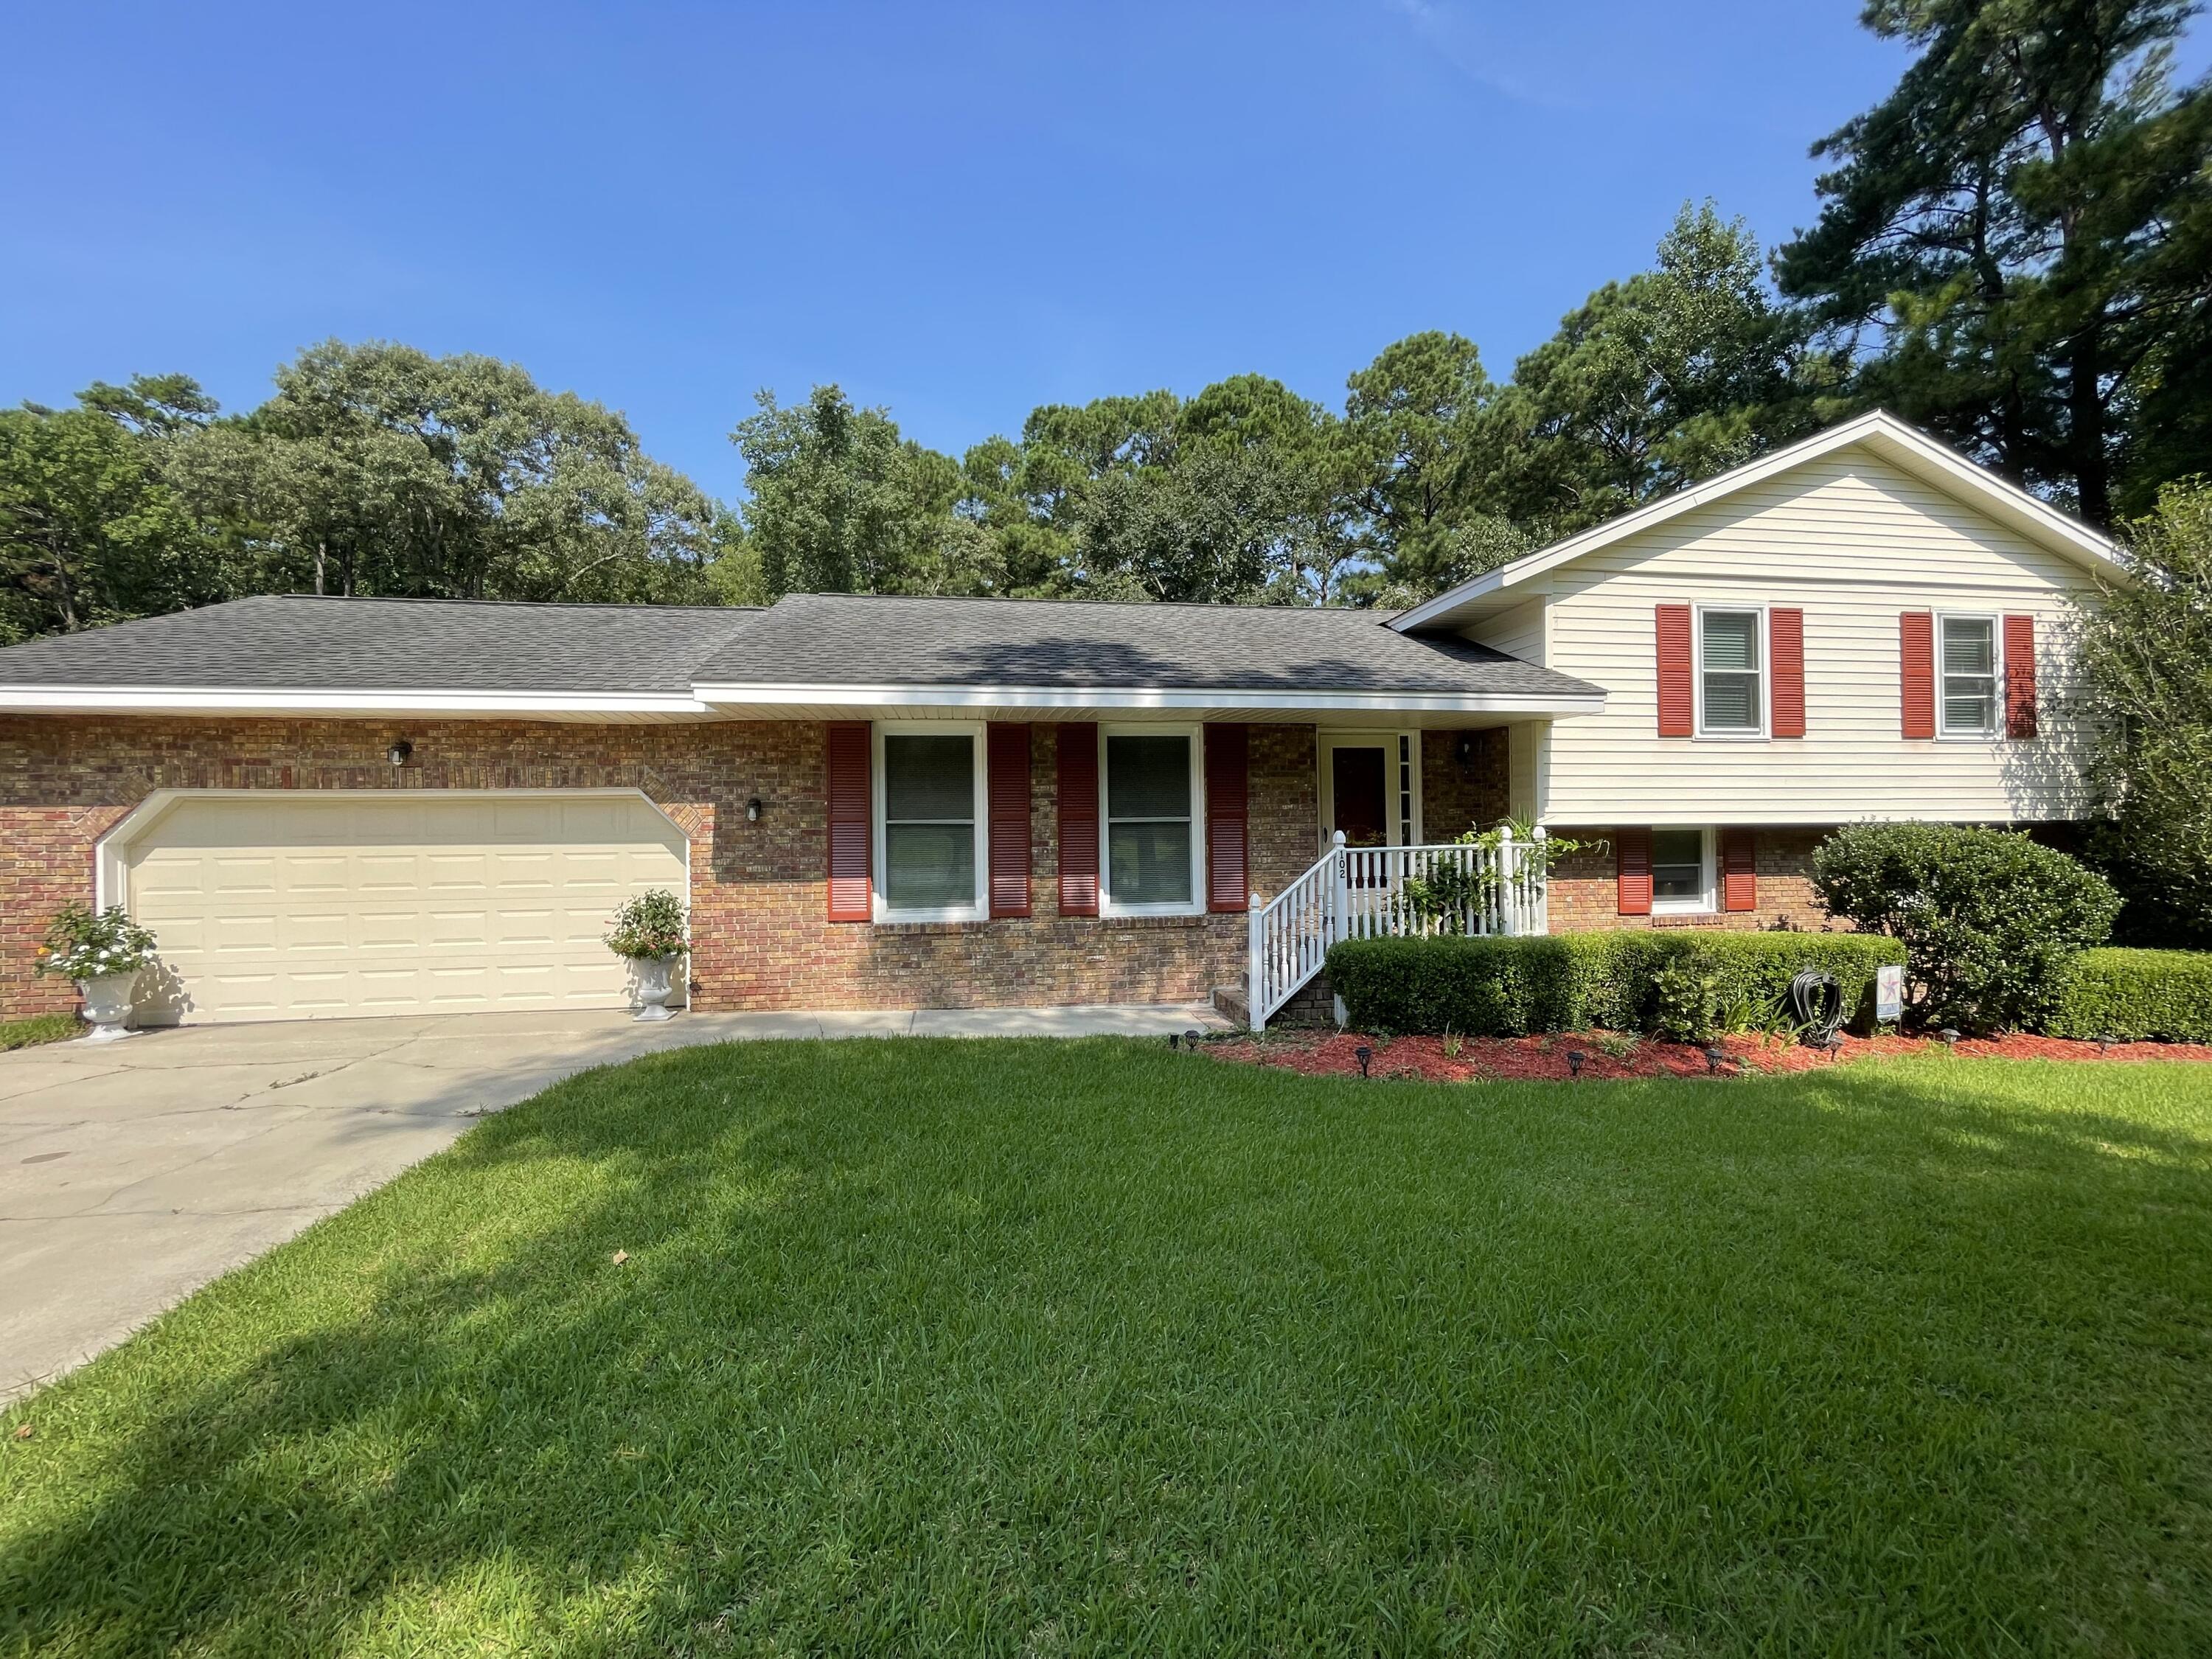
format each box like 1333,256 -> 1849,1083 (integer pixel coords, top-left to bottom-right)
605,888 -> 688,960
36,904 -> 159,981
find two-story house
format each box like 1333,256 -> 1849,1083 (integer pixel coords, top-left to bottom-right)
0,412 -> 2124,1029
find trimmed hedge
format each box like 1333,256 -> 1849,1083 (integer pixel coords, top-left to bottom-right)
2045,947 -> 2212,1043
1326,931 -> 1906,1038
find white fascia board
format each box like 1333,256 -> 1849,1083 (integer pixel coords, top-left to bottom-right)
1388,411 -> 2129,635
692,682 -> 1606,716
0,686 -> 714,716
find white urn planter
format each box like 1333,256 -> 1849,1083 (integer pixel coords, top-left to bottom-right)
627,955 -> 682,1022
76,970 -> 141,1043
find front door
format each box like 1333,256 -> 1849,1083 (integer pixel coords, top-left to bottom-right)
1331,746 -> 1388,849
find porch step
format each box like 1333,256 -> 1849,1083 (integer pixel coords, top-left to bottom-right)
1210,982 -> 1251,1027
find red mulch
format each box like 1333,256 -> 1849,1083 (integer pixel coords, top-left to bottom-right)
1204,1028 -> 2212,1083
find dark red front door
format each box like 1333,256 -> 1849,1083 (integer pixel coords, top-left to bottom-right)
1332,747 -> 1388,847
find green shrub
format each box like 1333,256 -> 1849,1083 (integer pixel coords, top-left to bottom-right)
1812,823 -> 2119,1034
605,888 -> 688,960
1649,955 -> 1721,1043
1326,931 -> 1905,1038
2045,947 -> 2212,1043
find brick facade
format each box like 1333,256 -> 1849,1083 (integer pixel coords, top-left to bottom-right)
1545,825 -> 1834,933
0,714 -> 1324,1020
4,712 -> 1842,1022
1421,728 -> 1512,838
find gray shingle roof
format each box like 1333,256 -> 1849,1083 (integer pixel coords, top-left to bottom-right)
0,595 -> 762,695
0,591 -> 1602,705
696,592 -> 1601,700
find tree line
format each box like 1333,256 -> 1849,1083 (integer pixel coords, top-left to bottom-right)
4,0 -> 2208,644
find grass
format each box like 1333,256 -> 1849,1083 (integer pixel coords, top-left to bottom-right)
0,1013 -> 77,1052
4,1040 -> 2211,1656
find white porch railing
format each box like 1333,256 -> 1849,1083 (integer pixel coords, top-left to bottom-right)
1245,830 -> 1549,1030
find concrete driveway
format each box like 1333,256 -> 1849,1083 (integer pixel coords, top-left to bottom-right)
0,1001 -> 1223,1402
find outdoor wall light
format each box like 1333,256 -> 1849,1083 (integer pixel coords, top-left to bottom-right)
746,797 -> 764,822
1454,731 -> 1477,772
386,740 -> 412,768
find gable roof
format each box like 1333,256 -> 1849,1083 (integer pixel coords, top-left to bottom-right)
1388,411 -> 2129,635
691,592 -> 1601,710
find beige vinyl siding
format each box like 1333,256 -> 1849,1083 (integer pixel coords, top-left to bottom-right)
1515,450 -> 2095,826
113,791 -> 689,1023
1471,598 -> 1548,667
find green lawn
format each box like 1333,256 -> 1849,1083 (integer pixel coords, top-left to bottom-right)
0,1013 -> 78,1052
4,1041 -> 2211,1656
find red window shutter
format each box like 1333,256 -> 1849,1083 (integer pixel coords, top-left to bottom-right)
824,721 -> 872,922
987,723 -> 1032,918
1769,608 -> 1805,738
1655,605 -> 1694,737
1616,827 -> 1652,916
1721,827 -> 1757,912
1057,722 -> 1099,917
1203,723 -> 1249,913
2004,614 -> 2038,738
1900,612 -> 1935,739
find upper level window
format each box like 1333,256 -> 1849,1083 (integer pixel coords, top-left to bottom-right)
1102,730 -> 1201,914
1697,609 -> 1763,734
879,728 -> 983,918
1652,827 -> 1714,913
1939,616 -> 1998,737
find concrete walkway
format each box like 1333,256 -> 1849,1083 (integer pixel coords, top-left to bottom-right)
0,1001 -> 1225,1402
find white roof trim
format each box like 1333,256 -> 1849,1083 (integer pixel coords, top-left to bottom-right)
692,682 -> 1605,716
0,686 -> 714,716
1388,411 -> 2128,634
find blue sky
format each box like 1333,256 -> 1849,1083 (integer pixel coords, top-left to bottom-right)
4,2 -> 2204,501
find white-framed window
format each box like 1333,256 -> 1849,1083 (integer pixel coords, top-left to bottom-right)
1099,724 -> 1206,917
1937,613 -> 2000,737
873,723 -> 987,921
1651,826 -> 1715,914
1695,606 -> 1764,737
1397,733 -> 1418,848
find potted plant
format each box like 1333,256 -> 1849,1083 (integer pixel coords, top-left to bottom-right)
36,903 -> 161,1043
605,888 -> 688,1021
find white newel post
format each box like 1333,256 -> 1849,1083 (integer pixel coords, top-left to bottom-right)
1247,904 -> 1265,1032
1531,825 -> 1548,935
1328,830 -> 1348,951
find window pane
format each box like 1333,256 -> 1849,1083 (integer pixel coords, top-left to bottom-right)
1106,735 -> 1190,819
1652,829 -> 1704,902
1943,618 -> 1994,675
885,734 -> 973,821
1944,683 -> 1995,734
1108,821 -> 1192,905
1701,611 -> 1759,672
886,824 -> 975,909
1703,671 -> 1761,730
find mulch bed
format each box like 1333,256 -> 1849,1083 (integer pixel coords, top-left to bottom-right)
1204,1028 -> 2212,1083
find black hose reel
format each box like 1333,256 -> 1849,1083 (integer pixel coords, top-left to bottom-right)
1790,968 -> 1846,1046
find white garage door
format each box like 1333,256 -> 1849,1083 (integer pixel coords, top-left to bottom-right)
114,792 -> 690,1024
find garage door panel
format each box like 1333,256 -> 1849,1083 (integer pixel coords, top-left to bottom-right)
117,793 -> 688,1023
